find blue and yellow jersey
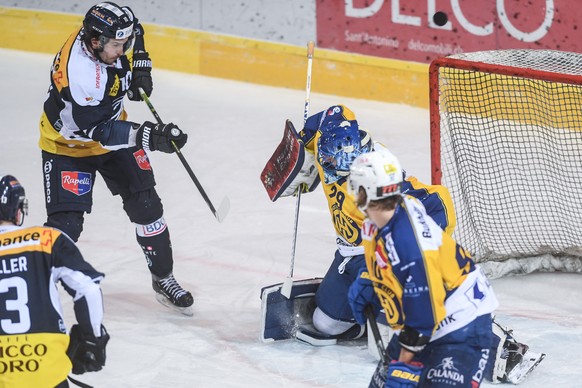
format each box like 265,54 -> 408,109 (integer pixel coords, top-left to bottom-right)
401,175 -> 456,236
0,225 -> 104,388
362,196 -> 497,340
300,106 -> 365,253
298,105 -> 456,254
39,28 -> 134,157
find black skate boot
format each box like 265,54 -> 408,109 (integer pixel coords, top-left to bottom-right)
152,273 -> 194,316
502,338 -> 545,384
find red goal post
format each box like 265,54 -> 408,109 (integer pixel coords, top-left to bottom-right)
429,49 -> 582,278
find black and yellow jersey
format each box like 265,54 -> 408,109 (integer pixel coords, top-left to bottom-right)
39,28 -> 136,157
0,224 -> 104,387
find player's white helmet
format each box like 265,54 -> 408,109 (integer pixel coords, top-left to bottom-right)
348,149 -> 403,210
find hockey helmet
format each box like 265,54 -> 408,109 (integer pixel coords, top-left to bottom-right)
83,2 -> 135,51
348,149 -> 403,210
0,175 -> 28,226
317,119 -> 372,184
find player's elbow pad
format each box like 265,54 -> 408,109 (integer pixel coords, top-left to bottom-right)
398,326 -> 430,353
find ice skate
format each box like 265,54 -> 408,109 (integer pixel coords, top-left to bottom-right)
152,273 -> 194,316
503,340 -> 546,384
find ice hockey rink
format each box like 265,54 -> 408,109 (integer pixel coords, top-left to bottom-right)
1,47 -> 582,387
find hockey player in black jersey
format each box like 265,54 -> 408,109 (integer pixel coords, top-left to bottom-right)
38,2 -> 193,313
0,174 -> 109,387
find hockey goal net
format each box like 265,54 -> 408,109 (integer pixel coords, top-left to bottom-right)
430,49 -> 582,278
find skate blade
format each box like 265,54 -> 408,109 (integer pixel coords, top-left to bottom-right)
507,351 -> 546,384
155,293 -> 194,317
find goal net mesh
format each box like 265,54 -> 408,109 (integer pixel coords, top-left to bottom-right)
430,49 -> 582,277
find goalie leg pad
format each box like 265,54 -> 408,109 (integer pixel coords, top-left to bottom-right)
260,278 -> 321,342
294,307 -> 366,346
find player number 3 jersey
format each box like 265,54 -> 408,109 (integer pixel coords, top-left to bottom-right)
0,224 -> 104,387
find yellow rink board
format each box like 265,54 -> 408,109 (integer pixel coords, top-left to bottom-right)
0,7 -> 429,108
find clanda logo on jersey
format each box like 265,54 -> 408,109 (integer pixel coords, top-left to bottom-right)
426,357 -> 465,385
133,149 -> 152,170
61,172 -> 92,196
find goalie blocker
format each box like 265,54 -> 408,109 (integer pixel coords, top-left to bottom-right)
260,120 -> 320,201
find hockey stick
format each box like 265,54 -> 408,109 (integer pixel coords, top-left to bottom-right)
280,41 -> 315,299
68,376 -> 93,388
366,306 -> 386,365
138,87 -> 230,223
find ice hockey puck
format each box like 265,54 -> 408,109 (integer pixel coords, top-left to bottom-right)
433,11 -> 448,26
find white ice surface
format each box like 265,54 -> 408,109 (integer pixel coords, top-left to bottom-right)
1,48 -> 581,387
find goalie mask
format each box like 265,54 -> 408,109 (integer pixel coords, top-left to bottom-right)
348,149 -> 403,211
317,120 -> 372,184
0,174 -> 28,226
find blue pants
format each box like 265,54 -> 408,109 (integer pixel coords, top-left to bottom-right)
315,250 -> 366,321
388,314 -> 493,387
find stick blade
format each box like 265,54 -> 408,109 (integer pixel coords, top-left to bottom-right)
280,276 -> 293,299
215,196 -> 230,223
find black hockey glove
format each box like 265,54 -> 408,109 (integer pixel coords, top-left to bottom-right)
127,51 -> 153,101
67,324 -> 110,375
136,121 -> 188,153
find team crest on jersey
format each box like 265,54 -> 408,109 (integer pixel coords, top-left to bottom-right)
331,204 -> 361,245
61,171 -> 92,196
133,149 -> 152,170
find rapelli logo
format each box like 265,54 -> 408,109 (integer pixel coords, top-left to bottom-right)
133,149 -> 151,170
61,172 -> 92,196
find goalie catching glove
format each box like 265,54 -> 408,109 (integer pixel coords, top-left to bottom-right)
67,324 -> 110,375
135,121 -> 188,153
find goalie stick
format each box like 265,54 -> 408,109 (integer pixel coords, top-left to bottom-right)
138,87 -> 230,223
280,41 -> 315,299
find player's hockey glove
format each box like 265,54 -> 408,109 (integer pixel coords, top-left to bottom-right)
127,51 -> 153,101
136,121 -> 188,153
67,324 -> 110,375
348,268 -> 382,325
385,361 -> 423,387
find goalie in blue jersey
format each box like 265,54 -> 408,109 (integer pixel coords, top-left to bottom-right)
263,104 -> 544,384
